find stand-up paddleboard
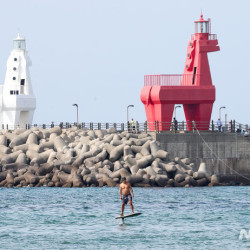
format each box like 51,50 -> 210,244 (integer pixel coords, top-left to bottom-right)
115,213 -> 142,223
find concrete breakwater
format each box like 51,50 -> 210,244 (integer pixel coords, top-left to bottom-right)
0,127 -> 224,188
157,132 -> 250,185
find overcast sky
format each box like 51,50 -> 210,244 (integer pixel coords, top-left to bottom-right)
0,0 -> 249,125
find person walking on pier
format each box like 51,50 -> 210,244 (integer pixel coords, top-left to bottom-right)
131,118 -> 136,133
217,118 -> 222,132
173,117 -> 178,132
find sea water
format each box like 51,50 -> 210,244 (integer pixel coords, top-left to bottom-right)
0,186 -> 249,250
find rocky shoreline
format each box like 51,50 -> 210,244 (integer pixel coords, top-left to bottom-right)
0,126 -> 223,188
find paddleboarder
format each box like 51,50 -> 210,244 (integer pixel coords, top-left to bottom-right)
119,177 -> 134,216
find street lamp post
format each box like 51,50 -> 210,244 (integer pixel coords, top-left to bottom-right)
127,105 -> 134,130
174,105 -> 181,120
219,106 -> 226,120
73,104 -> 79,125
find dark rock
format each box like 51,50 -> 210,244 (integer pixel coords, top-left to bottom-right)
37,163 -> 54,176
165,179 -> 175,187
47,181 -> 54,187
3,163 -> 28,172
197,178 -> 209,187
55,182 -> 62,187
155,175 -> 169,187
62,183 -> 72,188
0,179 -> 7,187
6,172 -> 14,184
14,176 -> 25,186
24,172 -> 39,185
60,165 -> 72,174
0,171 -> 7,182
126,174 -> 143,186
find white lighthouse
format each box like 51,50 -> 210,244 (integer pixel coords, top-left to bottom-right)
0,33 -> 36,129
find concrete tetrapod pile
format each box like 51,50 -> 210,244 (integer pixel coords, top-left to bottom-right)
0,127 -> 220,188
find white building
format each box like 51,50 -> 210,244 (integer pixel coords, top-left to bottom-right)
0,33 -> 36,129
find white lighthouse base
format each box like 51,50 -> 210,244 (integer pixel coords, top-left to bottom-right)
0,94 -> 36,129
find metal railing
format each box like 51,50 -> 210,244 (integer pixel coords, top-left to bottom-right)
0,120 -> 248,134
148,120 -> 248,133
208,34 -> 217,40
190,33 -> 217,41
144,74 -> 199,86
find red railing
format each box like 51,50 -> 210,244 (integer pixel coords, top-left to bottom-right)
144,74 -> 199,86
191,33 -> 217,40
208,34 -> 217,40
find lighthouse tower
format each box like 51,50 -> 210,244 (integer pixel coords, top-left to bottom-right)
141,14 -> 219,131
0,34 -> 36,129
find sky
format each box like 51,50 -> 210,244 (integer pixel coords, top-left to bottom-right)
0,0 -> 249,125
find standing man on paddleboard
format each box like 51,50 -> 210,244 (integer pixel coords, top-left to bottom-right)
119,177 -> 134,216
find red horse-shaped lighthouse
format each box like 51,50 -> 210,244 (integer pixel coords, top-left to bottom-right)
141,14 -> 220,131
